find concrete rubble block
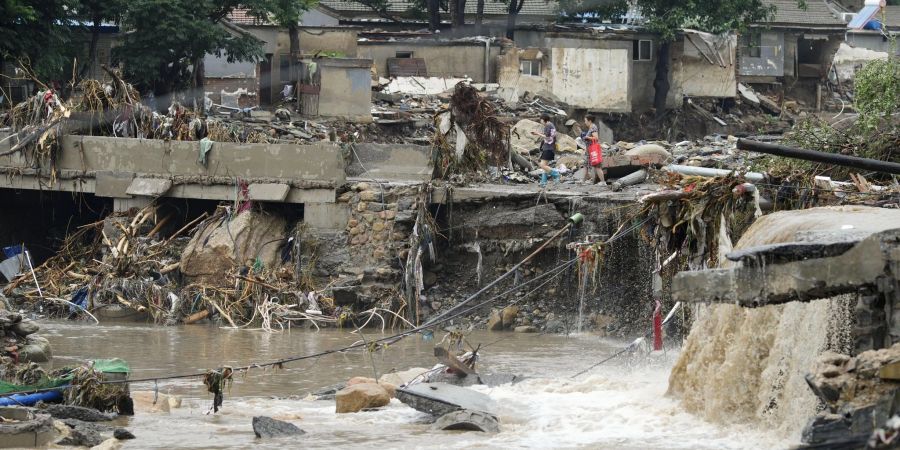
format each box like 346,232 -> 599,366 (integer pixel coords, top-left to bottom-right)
125,177 -> 173,197
379,368 -> 430,387
432,409 -> 500,433
180,210 -> 287,285
252,416 -> 306,438
514,325 -> 538,333
130,391 -> 182,414
334,383 -> 392,413
247,183 -> 290,202
0,408 -> 56,448
396,382 -> 496,418
511,119 -> 579,155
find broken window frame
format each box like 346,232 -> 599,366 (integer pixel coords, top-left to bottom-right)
741,32 -> 762,58
395,51 -> 414,58
632,40 -> 652,61
519,59 -> 541,76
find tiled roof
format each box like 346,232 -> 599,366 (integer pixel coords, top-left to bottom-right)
227,8 -> 271,25
318,0 -> 558,18
759,0 -> 844,26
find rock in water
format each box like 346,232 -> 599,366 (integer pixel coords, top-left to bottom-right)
252,416 -> 306,438
432,409 -> 500,433
514,326 -> 537,333
500,306 -> 518,329
334,384 -> 391,413
486,310 -> 503,331
396,382 -> 496,417
11,319 -> 39,336
113,428 -> 135,440
39,404 -> 116,422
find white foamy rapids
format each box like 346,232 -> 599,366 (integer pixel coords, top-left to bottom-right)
126,357 -> 789,450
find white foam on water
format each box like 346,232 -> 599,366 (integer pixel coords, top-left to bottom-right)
125,355 -> 791,449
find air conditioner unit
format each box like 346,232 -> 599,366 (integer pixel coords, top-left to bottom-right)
842,12 -> 857,23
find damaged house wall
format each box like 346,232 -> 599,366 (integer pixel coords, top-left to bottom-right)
675,32 -> 738,98
302,58 -> 373,122
204,25 -> 360,106
358,41 -> 500,82
503,29 -> 737,112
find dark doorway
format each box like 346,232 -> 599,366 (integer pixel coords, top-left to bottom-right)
259,54 -> 273,106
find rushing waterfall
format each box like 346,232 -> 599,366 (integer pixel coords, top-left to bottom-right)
668,206 -> 900,440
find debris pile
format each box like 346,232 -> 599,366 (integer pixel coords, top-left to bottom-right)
0,310 -> 50,363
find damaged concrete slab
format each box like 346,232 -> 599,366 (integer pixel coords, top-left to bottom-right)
673,210 -> 900,307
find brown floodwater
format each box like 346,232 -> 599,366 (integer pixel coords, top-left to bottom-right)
40,321 -> 793,449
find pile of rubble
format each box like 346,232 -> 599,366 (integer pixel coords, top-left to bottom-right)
0,310 -> 49,364
803,344 -> 900,448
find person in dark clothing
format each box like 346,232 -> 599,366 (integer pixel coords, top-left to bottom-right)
530,114 -> 560,186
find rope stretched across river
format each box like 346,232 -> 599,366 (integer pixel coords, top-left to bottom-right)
0,216 -> 649,398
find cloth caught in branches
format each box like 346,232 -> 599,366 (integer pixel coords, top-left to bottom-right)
203,367 -> 233,413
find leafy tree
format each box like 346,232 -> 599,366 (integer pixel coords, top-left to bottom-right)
72,0 -> 127,79
1,0 -> 76,81
114,0 -> 267,103
566,0 -> 783,115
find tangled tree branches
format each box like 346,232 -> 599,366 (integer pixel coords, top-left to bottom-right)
433,82 -> 509,178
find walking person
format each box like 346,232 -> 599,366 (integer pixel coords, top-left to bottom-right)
583,115 -> 606,185
531,114 -> 560,186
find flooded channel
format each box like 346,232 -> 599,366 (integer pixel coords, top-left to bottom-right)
43,322 -> 793,449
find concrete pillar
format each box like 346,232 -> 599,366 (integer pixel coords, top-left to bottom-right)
304,202 -> 350,231
113,197 -> 152,212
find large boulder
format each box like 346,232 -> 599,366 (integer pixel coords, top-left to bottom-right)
510,119 -> 580,155
252,416 -> 306,438
334,383 -> 391,413
180,211 -> 287,285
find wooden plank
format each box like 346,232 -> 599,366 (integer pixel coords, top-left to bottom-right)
387,58 -> 427,77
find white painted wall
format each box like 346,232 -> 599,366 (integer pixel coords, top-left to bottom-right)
550,48 -> 630,112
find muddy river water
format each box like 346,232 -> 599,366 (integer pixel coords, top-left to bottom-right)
41,322 -> 793,449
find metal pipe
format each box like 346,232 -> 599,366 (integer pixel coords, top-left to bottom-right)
611,169 -> 648,191
737,138 -> 900,176
664,164 -> 766,182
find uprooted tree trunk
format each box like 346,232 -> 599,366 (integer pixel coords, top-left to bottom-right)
653,40 -> 672,118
